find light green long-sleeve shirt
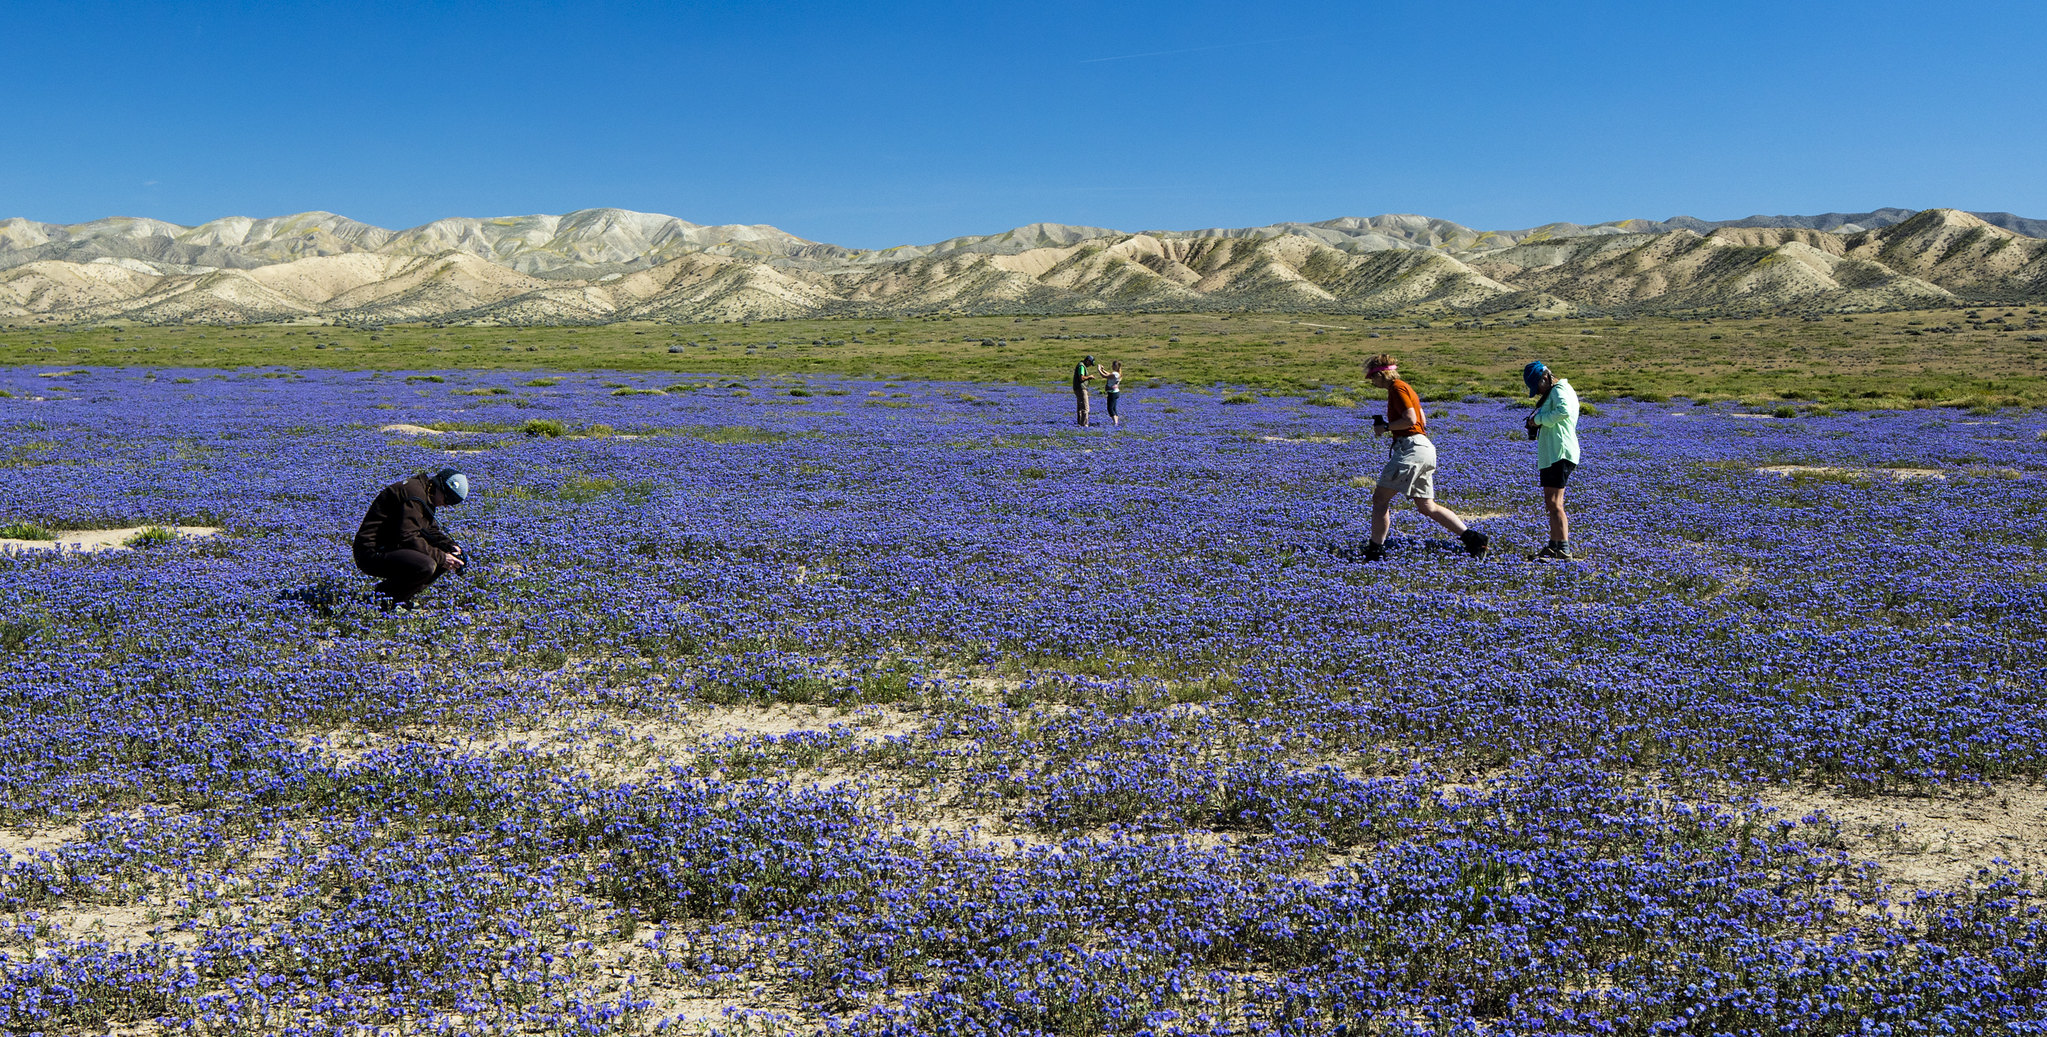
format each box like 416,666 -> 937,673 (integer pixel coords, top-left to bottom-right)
1531,378 -> 1580,467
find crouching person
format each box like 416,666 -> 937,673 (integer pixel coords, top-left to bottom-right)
353,467 -> 469,608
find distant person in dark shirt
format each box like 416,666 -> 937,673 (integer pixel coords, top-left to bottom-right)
1072,354 -> 1097,426
353,468 -> 469,608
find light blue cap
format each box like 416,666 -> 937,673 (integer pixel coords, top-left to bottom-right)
432,468 -> 469,504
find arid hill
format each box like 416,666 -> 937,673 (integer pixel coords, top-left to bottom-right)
1,207 -> 2041,324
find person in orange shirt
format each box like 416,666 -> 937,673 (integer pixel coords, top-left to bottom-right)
1360,354 -> 1489,562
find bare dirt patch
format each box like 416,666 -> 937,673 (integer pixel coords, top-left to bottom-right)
1757,782 -> 2047,889
1260,434 -> 1350,444
0,526 -> 221,555
378,423 -> 445,436
0,821 -> 87,859
1758,464 -> 1945,480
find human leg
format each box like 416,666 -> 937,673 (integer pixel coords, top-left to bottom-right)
1413,497 -> 1467,536
1369,485 -> 1399,546
1538,461 -> 1575,555
356,548 -> 442,603
1075,389 -> 1089,426
1395,443 -> 1485,557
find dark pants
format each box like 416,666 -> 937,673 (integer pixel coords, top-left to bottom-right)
354,547 -> 442,603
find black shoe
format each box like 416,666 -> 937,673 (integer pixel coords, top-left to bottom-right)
1536,542 -> 1574,561
1361,541 -> 1386,562
1460,529 -> 1491,559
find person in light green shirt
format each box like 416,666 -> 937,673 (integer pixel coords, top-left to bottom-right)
1522,362 -> 1580,559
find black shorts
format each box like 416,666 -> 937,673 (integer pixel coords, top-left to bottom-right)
1106,392 -> 1120,417
1540,460 -> 1577,488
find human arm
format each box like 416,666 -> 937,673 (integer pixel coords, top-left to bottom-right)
1530,384 -> 1574,427
395,492 -> 459,567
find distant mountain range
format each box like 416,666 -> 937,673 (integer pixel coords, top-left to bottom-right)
2,207 -> 2043,324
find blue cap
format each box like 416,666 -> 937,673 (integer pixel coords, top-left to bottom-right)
1522,361 -> 1550,397
432,468 -> 470,504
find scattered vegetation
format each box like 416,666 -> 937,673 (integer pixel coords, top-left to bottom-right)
122,525 -> 179,548
3,308 -> 2044,407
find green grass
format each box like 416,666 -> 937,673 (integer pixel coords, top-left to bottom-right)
3,308 -> 2046,406
0,522 -> 54,540
122,525 -> 179,548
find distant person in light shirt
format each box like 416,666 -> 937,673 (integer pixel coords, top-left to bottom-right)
1522,361 -> 1582,560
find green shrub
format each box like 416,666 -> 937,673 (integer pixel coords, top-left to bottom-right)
453,386 -> 510,396
405,375 -> 446,383
123,526 -> 178,548
523,377 -> 560,387
0,522 -> 54,540
520,418 -> 566,437
1221,392 -> 1256,405
1577,402 -> 1601,417
1773,405 -> 1800,418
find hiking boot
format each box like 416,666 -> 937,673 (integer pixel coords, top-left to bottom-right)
1460,529 -> 1491,559
1361,541 -> 1386,562
1537,542 -> 1574,561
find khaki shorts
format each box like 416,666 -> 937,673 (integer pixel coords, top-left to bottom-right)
1376,434 -> 1437,499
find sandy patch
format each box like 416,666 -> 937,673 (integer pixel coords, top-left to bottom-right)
1758,782 -> 2047,889
379,423 -> 445,435
0,821 -> 87,859
1758,464 -> 1944,480
0,526 -> 220,554
1261,435 -> 1350,444
292,701 -> 927,783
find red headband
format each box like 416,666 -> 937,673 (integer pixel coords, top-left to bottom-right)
1367,362 -> 1396,374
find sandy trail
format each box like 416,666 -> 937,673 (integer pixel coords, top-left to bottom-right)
0,526 -> 220,555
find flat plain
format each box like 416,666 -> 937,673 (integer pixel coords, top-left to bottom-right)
4,305 -> 2046,408
1,326 -> 2045,1034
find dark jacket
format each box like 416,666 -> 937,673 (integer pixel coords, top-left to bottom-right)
353,473 -> 458,564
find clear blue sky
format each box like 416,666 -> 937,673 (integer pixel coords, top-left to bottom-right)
5,0 -> 2043,248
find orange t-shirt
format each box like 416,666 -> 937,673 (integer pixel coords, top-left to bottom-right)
1387,378 -> 1425,436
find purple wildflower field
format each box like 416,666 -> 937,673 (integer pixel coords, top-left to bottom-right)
2,365 -> 2046,1036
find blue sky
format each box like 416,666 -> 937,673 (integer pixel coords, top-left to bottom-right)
5,0 -> 2043,248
